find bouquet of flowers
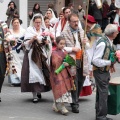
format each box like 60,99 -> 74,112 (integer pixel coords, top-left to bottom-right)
116,50 -> 120,62
41,31 -> 55,50
110,51 -> 117,63
40,32 -> 53,50
55,54 -> 75,74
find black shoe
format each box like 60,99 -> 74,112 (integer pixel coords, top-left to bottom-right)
37,94 -> 42,99
72,108 -> 79,113
106,117 -> 113,120
0,98 -> 1,102
96,117 -> 113,120
32,98 -> 38,103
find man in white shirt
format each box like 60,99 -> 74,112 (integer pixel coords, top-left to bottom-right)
92,24 -> 118,120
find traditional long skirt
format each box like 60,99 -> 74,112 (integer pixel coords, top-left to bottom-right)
21,50 -> 51,92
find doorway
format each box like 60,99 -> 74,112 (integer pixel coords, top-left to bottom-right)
65,0 -> 73,7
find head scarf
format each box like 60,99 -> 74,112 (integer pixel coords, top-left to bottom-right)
45,8 -> 58,25
46,8 -> 57,19
29,13 -> 46,29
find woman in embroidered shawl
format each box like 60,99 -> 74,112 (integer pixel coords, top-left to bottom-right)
50,36 -> 74,115
21,14 -> 51,103
7,18 -> 25,86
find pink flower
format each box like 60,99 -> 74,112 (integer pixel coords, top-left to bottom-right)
41,32 -> 54,39
116,50 -> 120,62
41,32 -> 49,36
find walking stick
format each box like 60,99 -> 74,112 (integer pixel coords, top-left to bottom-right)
84,0 -> 89,38
82,0 -> 90,76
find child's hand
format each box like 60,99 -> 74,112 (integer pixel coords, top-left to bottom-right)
72,47 -> 80,52
63,62 -> 69,67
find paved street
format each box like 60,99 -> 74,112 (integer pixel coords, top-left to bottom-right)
0,63 -> 120,120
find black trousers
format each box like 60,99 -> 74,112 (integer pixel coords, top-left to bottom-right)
93,69 -> 110,120
71,60 -> 85,109
0,52 -> 6,93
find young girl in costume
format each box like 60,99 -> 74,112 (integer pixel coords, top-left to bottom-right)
50,36 -> 75,115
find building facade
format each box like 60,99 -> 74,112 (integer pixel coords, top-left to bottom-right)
0,0 -> 111,29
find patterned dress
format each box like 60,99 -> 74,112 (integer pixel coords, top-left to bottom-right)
50,49 -> 74,103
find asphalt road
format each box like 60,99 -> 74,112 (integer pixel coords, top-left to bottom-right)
0,63 -> 120,120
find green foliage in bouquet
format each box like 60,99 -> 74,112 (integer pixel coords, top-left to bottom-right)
63,54 -> 75,66
110,51 -> 116,63
55,54 -> 75,74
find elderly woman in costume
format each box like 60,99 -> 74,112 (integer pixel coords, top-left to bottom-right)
7,18 -> 26,86
21,14 -> 52,103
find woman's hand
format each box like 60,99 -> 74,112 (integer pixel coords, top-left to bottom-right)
5,37 -> 10,42
29,36 -> 37,44
8,6 -> 11,9
29,12 -> 32,15
14,14 -> 18,17
32,36 -> 38,41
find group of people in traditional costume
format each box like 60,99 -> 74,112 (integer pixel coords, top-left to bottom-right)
0,1 -> 120,120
